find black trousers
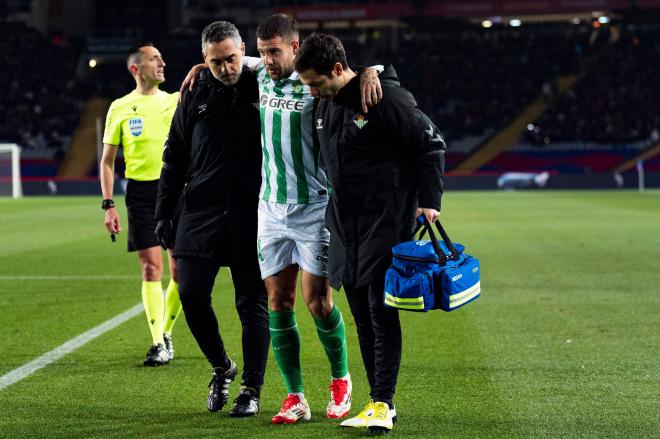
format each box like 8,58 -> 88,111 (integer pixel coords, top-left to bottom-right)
177,256 -> 269,391
344,273 -> 401,408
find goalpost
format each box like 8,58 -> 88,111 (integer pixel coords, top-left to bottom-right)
0,143 -> 23,198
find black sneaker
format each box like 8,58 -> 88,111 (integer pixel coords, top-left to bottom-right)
229,386 -> 260,417
207,359 -> 237,411
163,333 -> 174,360
143,343 -> 170,367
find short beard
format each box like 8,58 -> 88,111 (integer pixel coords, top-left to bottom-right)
216,71 -> 241,86
272,64 -> 294,80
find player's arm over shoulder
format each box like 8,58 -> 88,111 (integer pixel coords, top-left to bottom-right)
243,55 -> 263,71
174,86 -> 194,114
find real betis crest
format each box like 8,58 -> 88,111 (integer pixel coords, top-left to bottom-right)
352,113 -> 368,129
292,83 -> 304,94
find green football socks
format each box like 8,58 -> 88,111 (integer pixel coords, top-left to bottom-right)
141,281 -> 164,345
270,310 -> 304,393
313,305 -> 349,378
162,279 -> 181,334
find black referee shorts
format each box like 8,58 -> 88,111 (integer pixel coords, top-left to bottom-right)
125,179 -> 160,252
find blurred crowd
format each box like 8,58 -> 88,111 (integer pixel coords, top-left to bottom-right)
1,19 -> 658,163
525,23 -> 660,145
339,22 -> 596,143
0,23 -> 90,159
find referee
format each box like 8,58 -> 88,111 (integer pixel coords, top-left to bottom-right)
100,42 -> 182,366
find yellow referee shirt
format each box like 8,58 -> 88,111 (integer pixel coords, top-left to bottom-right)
103,90 -> 179,181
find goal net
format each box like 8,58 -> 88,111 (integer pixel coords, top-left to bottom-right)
0,143 -> 23,198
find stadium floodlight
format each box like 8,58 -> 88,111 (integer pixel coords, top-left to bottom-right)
482,20 -> 493,28
0,143 -> 23,198
509,19 -> 522,27
89,58 -> 97,68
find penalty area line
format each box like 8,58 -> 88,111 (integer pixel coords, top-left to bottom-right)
0,303 -> 143,391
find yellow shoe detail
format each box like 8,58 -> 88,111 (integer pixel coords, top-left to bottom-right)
367,401 -> 394,432
339,401 -> 375,428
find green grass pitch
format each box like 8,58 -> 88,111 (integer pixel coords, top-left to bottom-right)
0,191 -> 658,438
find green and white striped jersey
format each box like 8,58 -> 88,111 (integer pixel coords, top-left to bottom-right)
253,60 -> 327,204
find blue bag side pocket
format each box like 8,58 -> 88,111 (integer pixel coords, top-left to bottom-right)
439,256 -> 481,311
384,266 -> 435,312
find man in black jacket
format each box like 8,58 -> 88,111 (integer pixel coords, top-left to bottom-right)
154,21 -> 268,418
295,33 -> 446,433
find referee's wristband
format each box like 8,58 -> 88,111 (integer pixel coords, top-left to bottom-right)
101,199 -> 115,210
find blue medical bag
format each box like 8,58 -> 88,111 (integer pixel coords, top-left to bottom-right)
384,217 -> 481,312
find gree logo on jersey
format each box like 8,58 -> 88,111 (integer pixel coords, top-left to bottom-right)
260,94 -> 305,112
128,118 -> 143,137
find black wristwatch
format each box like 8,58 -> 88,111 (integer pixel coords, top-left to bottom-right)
101,199 -> 115,210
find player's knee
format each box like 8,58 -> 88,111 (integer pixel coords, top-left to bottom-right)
266,280 -> 296,311
268,294 -> 295,311
307,299 -> 333,319
141,262 -> 162,281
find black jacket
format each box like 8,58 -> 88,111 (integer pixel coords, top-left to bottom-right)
315,65 -> 446,290
155,68 -> 262,261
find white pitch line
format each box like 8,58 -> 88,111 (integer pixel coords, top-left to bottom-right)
0,303 -> 143,391
0,275 -> 139,280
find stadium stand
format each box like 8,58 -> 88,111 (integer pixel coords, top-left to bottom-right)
479,22 -> 660,173
526,23 -> 660,145
2,1 -> 659,186
334,22 -> 601,170
0,22 -> 89,163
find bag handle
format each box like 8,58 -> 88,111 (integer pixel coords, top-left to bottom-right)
415,215 -> 460,264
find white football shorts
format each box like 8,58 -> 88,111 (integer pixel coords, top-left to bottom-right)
257,199 -> 330,279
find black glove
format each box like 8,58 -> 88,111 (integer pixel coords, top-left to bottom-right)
154,219 -> 174,250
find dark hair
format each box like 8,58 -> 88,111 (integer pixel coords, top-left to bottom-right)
126,42 -> 154,68
294,32 -> 348,77
256,14 -> 299,41
201,21 -> 241,51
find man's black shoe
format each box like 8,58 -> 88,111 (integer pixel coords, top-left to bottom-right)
229,386 -> 260,417
207,359 -> 237,411
143,343 -> 170,367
